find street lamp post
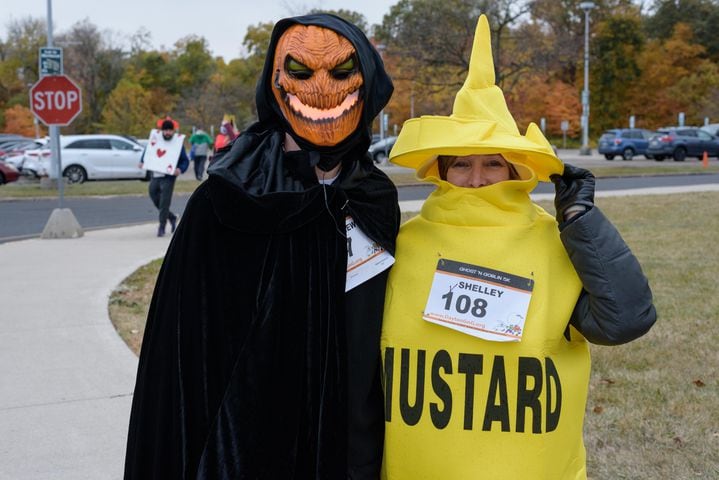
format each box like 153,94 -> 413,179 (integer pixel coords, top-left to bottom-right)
579,1 -> 595,155
375,43 -> 387,141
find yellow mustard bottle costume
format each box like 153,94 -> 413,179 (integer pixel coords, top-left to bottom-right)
381,15 -> 591,480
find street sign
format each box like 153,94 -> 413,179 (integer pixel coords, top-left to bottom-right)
29,75 -> 82,126
39,47 -> 63,76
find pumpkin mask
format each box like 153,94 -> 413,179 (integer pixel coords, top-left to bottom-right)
272,24 -> 364,147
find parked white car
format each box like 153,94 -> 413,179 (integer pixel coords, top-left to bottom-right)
36,134 -> 149,183
368,136 -> 397,164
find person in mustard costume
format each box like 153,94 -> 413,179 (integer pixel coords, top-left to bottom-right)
380,15 -> 657,480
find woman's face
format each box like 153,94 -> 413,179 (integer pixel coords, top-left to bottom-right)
445,154 -> 513,188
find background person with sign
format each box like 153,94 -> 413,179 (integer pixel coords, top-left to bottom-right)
380,15 -> 656,479
139,119 -> 189,237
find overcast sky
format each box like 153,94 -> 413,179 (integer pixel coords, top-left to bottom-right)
3,0 -> 398,60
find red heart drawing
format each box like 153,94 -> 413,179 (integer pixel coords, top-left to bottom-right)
157,148 -> 166,157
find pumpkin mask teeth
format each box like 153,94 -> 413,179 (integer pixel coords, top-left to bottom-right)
285,90 -> 361,122
272,24 -> 365,146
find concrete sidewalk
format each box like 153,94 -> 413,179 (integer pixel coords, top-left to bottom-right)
0,224 -> 171,480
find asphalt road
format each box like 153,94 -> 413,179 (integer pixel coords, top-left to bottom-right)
2,172 -> 718,243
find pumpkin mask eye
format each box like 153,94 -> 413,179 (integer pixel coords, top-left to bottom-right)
286,57 -> 313,80
331,56 -> 357,80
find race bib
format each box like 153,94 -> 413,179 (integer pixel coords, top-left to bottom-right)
346,216 -> 395,292
423,259 -> 534,342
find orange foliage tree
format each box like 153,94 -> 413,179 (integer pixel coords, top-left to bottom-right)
588,9 -> 644,133
507,74 -> 581,141
2,105 -> 44,137
625,23 -> 719,128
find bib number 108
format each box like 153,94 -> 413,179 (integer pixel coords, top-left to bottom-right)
442,290 -> 487,318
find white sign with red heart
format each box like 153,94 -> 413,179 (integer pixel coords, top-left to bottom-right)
142,129 -> 185,175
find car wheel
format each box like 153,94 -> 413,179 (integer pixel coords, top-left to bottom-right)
604,154 -> 615,160
374,151 -> 388,164
63,165 -> 87,184
0,172 -> 5,185
672,147 -> 687,162
622,148 -> 634,161
654,156 -> 666,161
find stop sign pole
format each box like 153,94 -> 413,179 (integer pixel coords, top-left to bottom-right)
29,0 -> 84,239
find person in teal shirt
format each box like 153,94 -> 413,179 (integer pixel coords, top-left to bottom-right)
189,129 -> 213,180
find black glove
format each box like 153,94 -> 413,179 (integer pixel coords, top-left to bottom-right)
550,163 -> 595,227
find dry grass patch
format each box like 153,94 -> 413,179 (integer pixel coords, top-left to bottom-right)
0,178 -> 204,198
110,192 -> 719,478
583,192 -> 719,479
108,258 -> 162,355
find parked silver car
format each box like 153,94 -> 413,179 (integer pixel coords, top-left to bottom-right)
36,134 -> 149,183
3,139 -> 46,174
368,136 -> 397,164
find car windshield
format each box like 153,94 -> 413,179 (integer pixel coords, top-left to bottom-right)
599,132 -> 616,141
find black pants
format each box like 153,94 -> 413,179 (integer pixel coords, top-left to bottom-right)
193,155 -> 207,180
149,175 -> 177,228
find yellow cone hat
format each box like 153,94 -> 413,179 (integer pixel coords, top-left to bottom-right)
389,15 -> 563,182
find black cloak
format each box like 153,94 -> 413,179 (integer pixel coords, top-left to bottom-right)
124,14 -> 398,480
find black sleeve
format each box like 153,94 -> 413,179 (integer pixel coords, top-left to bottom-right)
560,206 -> 657,345
345,269 -> 389,480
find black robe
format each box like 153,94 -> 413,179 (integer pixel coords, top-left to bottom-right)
124,14 -> 398,480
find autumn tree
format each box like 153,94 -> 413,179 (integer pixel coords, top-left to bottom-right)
228,21 -> 276,125
215,58 -> 260,129
507,74 -> 581,139
1,17 -> 46,83
173,36 -> 216,93
645,0 -> 719,60
0,17 -> 46,125
56,19 -> 126,133
589,8 -> 644,133
168,36 -> 224,132
308,9 -> 369,34
377,0 -> 489,124
626,22 -> 719,127
99,72 -> 154,137
2,105 -> 43,137
528,0 -> 636,83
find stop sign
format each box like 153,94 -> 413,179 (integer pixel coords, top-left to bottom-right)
29,75 -> 83,126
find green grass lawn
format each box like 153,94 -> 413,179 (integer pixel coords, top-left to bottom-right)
110,192 -> 718,478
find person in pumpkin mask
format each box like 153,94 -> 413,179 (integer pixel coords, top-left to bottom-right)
124,14 -> 398,480
380,15 -> 656,479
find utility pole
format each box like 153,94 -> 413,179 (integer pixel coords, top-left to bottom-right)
375,43 -> 386,140
579,2 -> 595,155
36,0 -> 83,238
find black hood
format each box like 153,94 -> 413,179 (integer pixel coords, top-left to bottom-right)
256,13 -> 394,156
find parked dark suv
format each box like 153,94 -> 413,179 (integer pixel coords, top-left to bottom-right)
646,127 -> 719,161
598,128 -> 654,160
